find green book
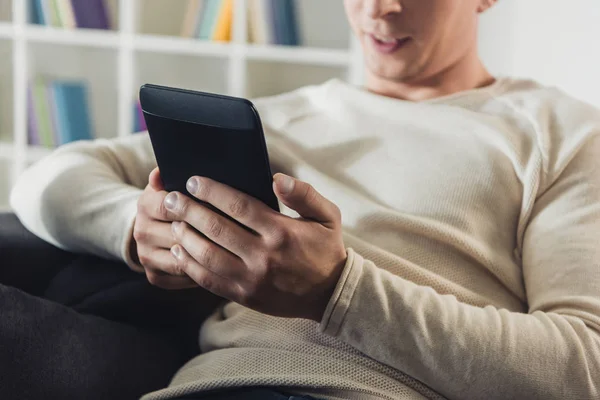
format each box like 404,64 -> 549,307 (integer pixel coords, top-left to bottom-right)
32,78 -> 54,148
48,0 -> 63,27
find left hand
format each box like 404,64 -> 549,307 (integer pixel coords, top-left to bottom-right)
163,173 -> 348,322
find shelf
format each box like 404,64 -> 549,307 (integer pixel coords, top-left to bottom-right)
245,44 -> 350,66
0,22 -> 13,39
26,145 -> 54,162
0,22 -> 350,67
0,142 -> 13,160
134,34 -> 232,58
0,143 -> 54,163
25,25 -> 120,49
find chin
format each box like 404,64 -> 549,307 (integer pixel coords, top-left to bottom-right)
367,60 -> 411,82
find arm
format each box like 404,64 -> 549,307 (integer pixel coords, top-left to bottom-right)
10,134 -> 156,268
318,134 -> 600,399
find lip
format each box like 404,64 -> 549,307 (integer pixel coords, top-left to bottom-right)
368,34 -> 410,54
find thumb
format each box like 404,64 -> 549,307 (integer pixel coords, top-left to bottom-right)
273,173 -> 340,226
149,167 -> 165,191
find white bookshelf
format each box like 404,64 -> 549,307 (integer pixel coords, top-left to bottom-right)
0,0 -> 365,210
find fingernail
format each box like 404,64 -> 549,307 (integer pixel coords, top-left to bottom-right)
186,177 -> 199,195
171,245 -> 181,259
164,192 -> 178,210
276,174 -> 295,195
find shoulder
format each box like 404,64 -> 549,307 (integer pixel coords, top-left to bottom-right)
493,78 -> 600,181
249,80 -> 335,131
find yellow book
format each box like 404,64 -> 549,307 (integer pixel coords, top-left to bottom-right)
212,0 -> 233,42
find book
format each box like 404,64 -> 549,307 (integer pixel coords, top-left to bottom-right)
55,0 -> 76,29
46,82 -> 61,145
266,0 -> 280,44
197,0 -> 219,40
51,80 -> 93,144
30,0 -> 45,25
181,0 -> 205,38
283,0 -> 300,46
212,0 -> 233,42
32,78 -> 54,148
248,0 -> 267,45
137,101 -> 146,131
71,0 -> 110,30
39,0 -> 52,27
49,0 -> 63,27
26,86 -> 40,146
132,100 -> 146,133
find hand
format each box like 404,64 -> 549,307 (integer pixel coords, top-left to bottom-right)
132,167 -> 198,289
164,173 -> 348,322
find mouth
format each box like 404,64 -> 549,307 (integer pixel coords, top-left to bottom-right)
368,33 -> 411,54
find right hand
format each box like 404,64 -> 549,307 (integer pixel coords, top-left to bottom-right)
132,167 -> 198,289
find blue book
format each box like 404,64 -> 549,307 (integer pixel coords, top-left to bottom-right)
267,0 -> 281,45
284,0 -> 300,46
52,81 -> 93,144
197,0 -> 218,40
31,0 -> 46,25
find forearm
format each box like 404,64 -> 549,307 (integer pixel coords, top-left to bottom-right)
320,249 -> 600,400
10,135 -> 155,266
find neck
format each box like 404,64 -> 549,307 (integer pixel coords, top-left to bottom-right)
365,47 -> 495,102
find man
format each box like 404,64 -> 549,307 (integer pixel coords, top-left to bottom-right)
6,0 -> 600,399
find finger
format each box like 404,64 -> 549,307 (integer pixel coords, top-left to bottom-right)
139,187 -> 176,222
145,270 -> 198,290
138,248 -> 188,277
149,167 -> 165,191
171,244 -> 241,301
171,222 -> 248,280
135,220 -> 175,249
165,192 -> 259,259
185,176 -> 276,235
273,173 -> 341,227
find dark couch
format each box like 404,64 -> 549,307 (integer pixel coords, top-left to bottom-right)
0,213 -> 223,400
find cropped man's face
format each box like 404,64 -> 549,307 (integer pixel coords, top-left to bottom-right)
344,0 -> 494,83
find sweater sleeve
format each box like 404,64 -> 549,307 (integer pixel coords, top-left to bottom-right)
319,132 -> 600,399
10,133 -> 157,270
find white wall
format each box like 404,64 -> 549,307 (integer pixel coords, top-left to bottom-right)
479,0 -> 600,108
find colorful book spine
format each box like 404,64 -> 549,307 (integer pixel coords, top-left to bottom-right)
181,0 -> 204,38
32,78 -> 54,148
212,0 -> 233,42
197,0 -> 219,40
267,0 -> 281,45
247,0 -> 300,46
46,82 -> 61,145
283,0 -> 300,46
40,0 -> 52,27
70,0 -> 110,30
51,82 -> 70,145
54,81 -> 93,143
29,78 -> 94,147
137,101 -> 147,131
26,86 -> 40,146
132,100 -> 147,133
56,0 -> 77,29
31,0 -> 46,25
49,0 -> 63,27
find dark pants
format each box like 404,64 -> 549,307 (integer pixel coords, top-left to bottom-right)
0,213 -> 223,400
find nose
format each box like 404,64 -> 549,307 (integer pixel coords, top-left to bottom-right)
365,0 -> 402,19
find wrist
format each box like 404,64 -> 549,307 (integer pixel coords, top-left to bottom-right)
309,250 -> 348,322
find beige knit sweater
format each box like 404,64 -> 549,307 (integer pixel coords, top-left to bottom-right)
10,78 -> 600,400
